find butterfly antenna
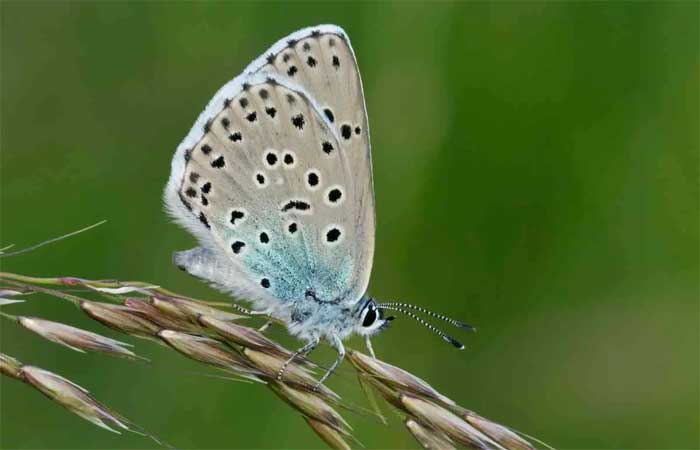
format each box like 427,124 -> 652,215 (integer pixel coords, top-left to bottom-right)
377,302 -> 476,331
379,305 -> 465,350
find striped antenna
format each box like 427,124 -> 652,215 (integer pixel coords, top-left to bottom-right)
377,302 -> 475,331
379,305 -> 465,350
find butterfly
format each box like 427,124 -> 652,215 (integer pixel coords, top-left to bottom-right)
164,24 -> 472,387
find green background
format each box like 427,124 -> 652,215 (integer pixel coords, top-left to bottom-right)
1,2 -> 698,449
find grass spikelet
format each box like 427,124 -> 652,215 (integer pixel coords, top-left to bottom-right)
401,393 -> 497,449
79,301 -> 161,339
242,347 -> 338,400
463,412 -> 535,450
405,418 -> 458,450
124,298 -> 200,332
10,315 -> 144,360
0,352 -> 166,446
0,352 -> 24,380
348,350 -> 455,406
157,329 -> 262,381
150,295 -> 245,323
305,416 -> 352,450
269,381 -> 352,435
199,314 -> 292,360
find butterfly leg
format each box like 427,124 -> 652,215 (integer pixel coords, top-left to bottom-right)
277,337 -> 319,382
314,335 -> 345,390
365,335 -> 376,359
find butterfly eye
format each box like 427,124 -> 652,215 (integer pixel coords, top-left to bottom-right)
362,307 -> 377,327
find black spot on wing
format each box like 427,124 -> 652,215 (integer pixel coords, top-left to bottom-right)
230,209 -> 244,225
341,124 -> 352,140
323,108 -> 334,123
201,182 -> 212,194
211,156 -> 225,168
322,141 -> 334,154
265,107 -> 277,118
292,114 -> 305,130
307,172 -> 319,187
201,144 -> 212,155
239,98 -> 249,108
281,200 -> 311,212
326,228 -> 341,242
328,188 -> 342,203
231,241 -> 245,254
229,132 -> 242,142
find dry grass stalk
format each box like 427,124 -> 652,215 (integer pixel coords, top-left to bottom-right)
0,272 -> 541,450
349,350 -> 536,450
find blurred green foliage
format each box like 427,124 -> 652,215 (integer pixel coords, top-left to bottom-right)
1,2 -> 697,449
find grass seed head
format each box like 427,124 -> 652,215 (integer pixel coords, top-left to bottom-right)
80,301 -> 161,338
124,298 -> 199,332
349,350 -> 455,406
151,295 -> 245,323
464,412 -> 535,450
269,381 -> 351,435
405,418 -> 458,450
157,330 -> 261,380
199,315 -> 290,359
400,393 -> 498,450
21,365 -> 135,433
305,416 -> 352,450
242,347 -> 338,400
17,316 -> 142,360
0,352 -> 24,380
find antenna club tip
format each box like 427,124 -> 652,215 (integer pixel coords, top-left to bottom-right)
443,336 -> 465,350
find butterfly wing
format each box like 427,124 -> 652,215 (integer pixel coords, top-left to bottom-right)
164,25 -> 375,310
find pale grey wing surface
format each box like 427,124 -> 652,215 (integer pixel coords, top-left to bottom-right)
166,75 -> 365,309
165,25 -> 375,309
249,26 -> 375,305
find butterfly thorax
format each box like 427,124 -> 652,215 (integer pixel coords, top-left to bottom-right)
284,295 -> 365,342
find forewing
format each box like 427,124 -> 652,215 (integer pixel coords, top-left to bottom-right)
165,25 -> 374,308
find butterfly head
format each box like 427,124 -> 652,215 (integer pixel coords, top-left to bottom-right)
356,298 -> 394,336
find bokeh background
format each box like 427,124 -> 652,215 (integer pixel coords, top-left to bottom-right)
1,2 -> 698,449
